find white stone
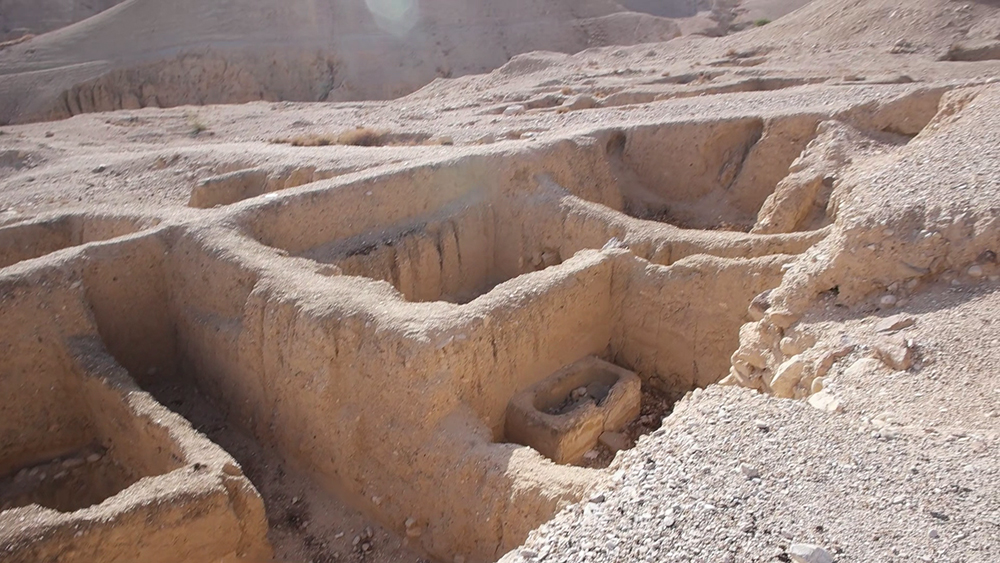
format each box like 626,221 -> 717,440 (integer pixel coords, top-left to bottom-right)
808,390 -> 843,413
770,357 -> 806,398
788,543 -> 835,563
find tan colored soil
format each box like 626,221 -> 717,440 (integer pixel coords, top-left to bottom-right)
2,0 -> 1000,562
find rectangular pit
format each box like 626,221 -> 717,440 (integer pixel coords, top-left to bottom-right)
298,198 -> 567,304
0,238 -> 270,563
0,215 -> 156,270
505,356 -> 641,465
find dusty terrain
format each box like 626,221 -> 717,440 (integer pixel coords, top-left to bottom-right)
1,0 -> 999,562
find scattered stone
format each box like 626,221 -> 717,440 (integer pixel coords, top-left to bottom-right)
879,294 -> 898,308
875,314 -> 916,333
503,105 -> 526,116
808,390 -> 843,413
748,290 -> 772,321
787,543 -> 835,563
874,336 -> 914,371
557,94 -> 599,113
740,463 -> 761,479
968,264 -> 984,278
599,431 -> 630,453
811,377 -> 825,394
929,529 -> 940,539
768,310 -> 801,329
771,357 -> 806,398
92,164 -> 107,173
405,517 -> 422,538
583,449 -> 600,460
780,331 -> 817,356
62,457 -> 85,469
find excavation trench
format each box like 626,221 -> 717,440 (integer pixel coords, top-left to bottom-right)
3,93 -> 953,562
0,214 -> 158,270
216,127 -> 816,560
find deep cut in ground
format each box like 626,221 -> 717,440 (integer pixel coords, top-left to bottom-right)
2,3 -> 1000,559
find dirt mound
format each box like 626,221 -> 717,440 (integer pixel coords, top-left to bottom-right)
0,0 -> 688,124
736,0 -> 1000,54
0,0 -> 125,40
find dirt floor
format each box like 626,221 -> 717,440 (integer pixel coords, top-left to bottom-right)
1,0 -> 1000,562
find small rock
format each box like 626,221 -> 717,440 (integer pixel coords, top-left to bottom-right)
808,390 -> 843,413
875,314 -> 916,333
748,290 -> 773,321
558,94 -> 599,112
739,463 -> 760,479
521,549 -> 538,560
572,386 -> 588,399
929,529 -> 940,539
768,309 -> 801,329
770,357 -> 806,398
62,457 -> 85,469
968,264 -> 984,278
53,471 -> 68,480
811,377 -> 825,394
874,336 -> 914,371
599,431 -> 630,453
352,536 -> 361,546
503,105 -> 526,116
405,517 -> 422,538
589,493 -> 606,504
780,332 -> 817,356
583,450 -> 599,460
92,165 -> 107,173
879,294 -> 898,308
787,543 -> 835,563
754,420 -> 770,431
86,453 -> 102,463
361,542 -> 371,552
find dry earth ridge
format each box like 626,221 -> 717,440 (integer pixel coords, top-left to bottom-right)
1,0 -> 1000,562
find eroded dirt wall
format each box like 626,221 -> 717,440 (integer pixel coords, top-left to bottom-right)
614,252 -> 794,392
0,267 -> 101,474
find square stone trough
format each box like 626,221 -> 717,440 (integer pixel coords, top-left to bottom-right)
505,356 -> 641,464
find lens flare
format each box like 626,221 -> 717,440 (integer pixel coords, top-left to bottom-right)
364,0 -> 419,36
